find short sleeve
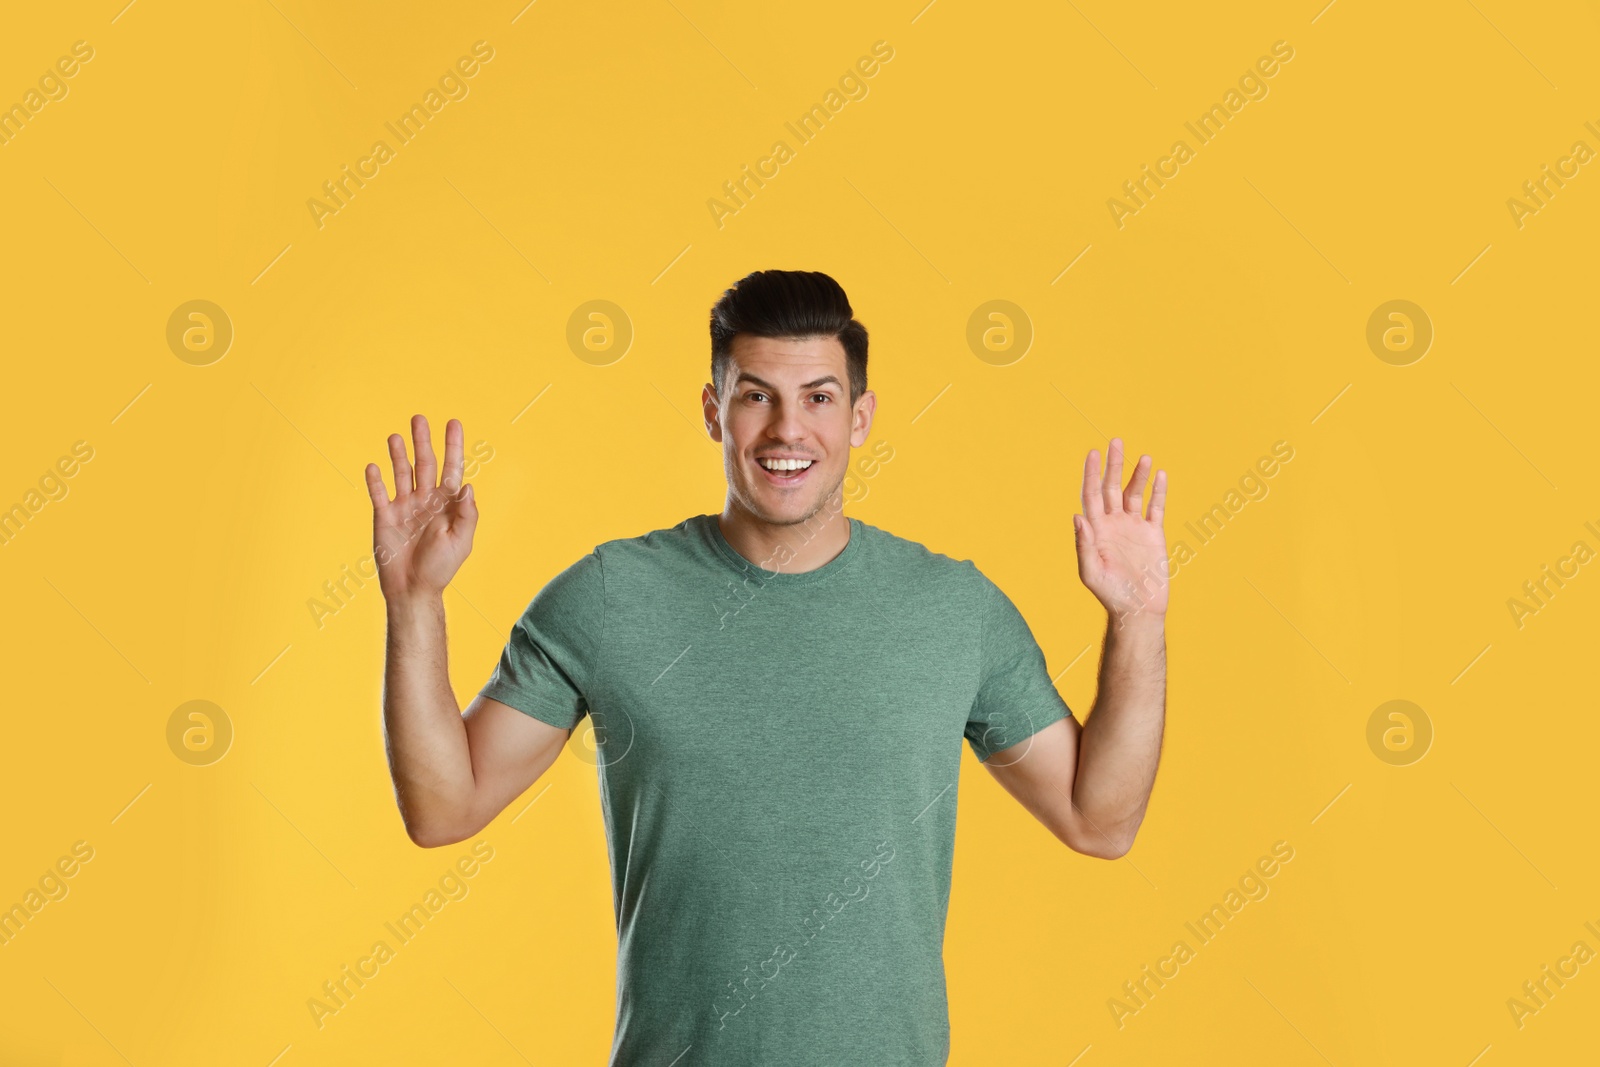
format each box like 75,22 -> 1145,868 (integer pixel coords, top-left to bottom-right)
479,550 -> 605,730
964,569 -> 1075,762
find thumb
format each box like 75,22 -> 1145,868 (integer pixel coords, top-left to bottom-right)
452,483 -> 478,530
1073,513 -> 1093,550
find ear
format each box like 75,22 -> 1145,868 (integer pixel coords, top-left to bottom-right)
849,389 -> 876,448
701,383 -> 724,443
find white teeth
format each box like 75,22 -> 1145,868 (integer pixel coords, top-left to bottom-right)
759,457 -> 812,472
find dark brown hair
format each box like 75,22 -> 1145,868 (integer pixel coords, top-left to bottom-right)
709,270 -> 869,404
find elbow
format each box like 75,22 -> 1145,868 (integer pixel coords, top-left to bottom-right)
395,787 -> 481,848
1062,819 -> 1140,860
1076,836 -> 1134,860
406,822 -> 467,849
401,810 -> 473,849
406,826 -> 452,849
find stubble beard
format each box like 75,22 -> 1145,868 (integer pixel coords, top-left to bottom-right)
731,458 -> 847,531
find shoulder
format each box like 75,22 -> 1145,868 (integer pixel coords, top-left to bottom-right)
589,514 -> 706,571
852,519 -> 992,597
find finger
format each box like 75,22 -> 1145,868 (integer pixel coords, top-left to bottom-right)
364,462 -> 389,510
1145,469 -> 1167,526
412,414 -> 437,492
388,433 -> 413,498
1073,512 -> 1095,551
1103,438 -> 1124,512
1123,454 -> 1152,514
451,482 -> 478,537
1082,449 -> 1104,517
441,418 -> 464,492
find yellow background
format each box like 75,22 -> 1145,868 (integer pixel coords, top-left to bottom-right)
2,0 -> 1596,1063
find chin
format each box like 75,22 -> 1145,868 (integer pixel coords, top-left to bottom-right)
751,497 -> 812,526
749,483 -> 840,527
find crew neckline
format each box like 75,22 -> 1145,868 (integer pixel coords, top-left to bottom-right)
702,512 -> 863,585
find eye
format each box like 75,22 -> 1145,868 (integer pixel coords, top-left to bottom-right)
810,393 -> 832,403
746,390 -> 769,402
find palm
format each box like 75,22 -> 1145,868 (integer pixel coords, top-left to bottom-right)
365,416 -> 479,601
1076,439 -> 1169,620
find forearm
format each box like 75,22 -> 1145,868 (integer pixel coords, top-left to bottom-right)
382,594 -> 475,846
1072,614 -> 1166,850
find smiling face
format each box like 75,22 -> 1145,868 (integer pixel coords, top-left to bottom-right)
703,333 -> 875,528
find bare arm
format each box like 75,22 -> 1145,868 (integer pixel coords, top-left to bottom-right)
370,415 -> 571,848
982,438 -> 1168,859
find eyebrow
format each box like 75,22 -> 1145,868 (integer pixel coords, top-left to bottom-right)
733,372 -> 842,392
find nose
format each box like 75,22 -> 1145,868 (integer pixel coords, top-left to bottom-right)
767,395 -> 807,444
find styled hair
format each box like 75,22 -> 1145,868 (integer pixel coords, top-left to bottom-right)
709,270 -> 869,404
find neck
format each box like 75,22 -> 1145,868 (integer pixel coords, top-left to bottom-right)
718,490 -> 850,574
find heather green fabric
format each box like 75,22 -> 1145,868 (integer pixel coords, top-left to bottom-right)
479,512 -> 1074,1066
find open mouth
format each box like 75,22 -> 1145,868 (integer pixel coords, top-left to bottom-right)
756,456 -> 815,486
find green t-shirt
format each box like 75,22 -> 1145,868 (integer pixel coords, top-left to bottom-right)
479,512 -> 1074,1066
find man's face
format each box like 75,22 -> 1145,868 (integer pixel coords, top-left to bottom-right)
702,333 -> 875,528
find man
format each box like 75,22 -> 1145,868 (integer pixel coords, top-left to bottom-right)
368,269 -> 1168,1065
